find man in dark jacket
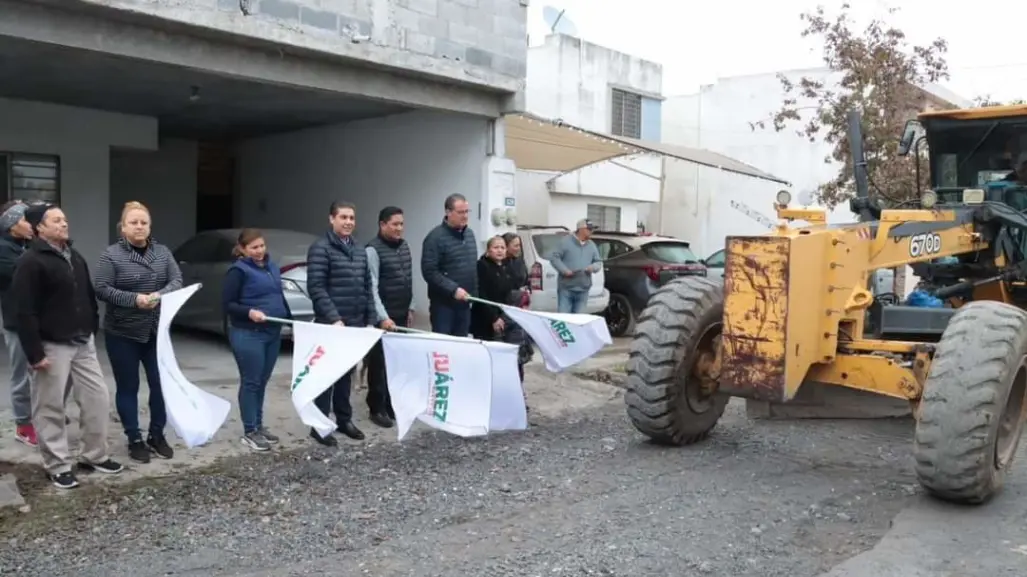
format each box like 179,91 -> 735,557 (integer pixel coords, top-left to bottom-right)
306,201 -> 377,446
364,206 -> 415,429
421,193 -> 478,336
0,200 -> 35,446
11,203 -> 123,489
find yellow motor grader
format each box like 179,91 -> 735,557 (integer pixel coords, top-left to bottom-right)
625,104 -> 1027,504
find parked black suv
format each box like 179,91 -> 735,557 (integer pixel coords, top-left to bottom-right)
592,232 -> 706,337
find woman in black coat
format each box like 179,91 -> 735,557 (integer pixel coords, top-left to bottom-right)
472,236 -> 516,341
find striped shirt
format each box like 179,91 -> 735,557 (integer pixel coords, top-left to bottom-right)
93,238 -> 183,342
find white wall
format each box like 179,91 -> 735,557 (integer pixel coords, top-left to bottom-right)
521,34 -> 663,222
110,138 -> 198,250
236,110 -> 490,315
549,153 -> 660,204
526,34 -> 662,132
0,97 -> 157,263
657,69 -> 850,257
550,194 -> 638,233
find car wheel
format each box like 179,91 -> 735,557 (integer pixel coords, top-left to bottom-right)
604,293 -> 636,337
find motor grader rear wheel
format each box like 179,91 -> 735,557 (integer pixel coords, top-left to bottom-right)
914,301 -> 1027,504
625,277 -> 730,445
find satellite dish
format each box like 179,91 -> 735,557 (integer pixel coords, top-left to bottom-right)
542,5 -> 579,36
798,190 -> 814,206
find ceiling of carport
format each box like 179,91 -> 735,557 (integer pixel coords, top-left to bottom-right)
0,35 -> 410,140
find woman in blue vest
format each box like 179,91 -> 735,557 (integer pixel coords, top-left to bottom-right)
222,228 -> 291,452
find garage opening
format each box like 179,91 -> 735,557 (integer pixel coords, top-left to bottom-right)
0,34 -> 494,330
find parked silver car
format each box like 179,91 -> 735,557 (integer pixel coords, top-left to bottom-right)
171,229 -> 318,338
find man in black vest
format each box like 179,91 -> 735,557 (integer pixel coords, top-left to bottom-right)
364,206 -> 415,428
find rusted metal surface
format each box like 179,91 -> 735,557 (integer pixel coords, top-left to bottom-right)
719,236 -> 790,402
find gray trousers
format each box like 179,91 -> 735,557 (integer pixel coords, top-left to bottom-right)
3,328 -> 32,425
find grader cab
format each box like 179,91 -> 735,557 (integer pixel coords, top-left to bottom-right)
625,104 -> 1027,504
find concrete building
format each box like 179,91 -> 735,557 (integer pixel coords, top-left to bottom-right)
512,33 -> 785,235
0,0 -> 530,314
515,33 -> 664,232
657,67 -> 971,260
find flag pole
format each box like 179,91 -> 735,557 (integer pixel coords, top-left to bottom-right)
466,295 -> 504,308
264,316 -> 294,325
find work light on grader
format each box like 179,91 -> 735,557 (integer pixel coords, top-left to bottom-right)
625,105 -> 1027,504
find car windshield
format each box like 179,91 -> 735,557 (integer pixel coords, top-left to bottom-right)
924,116 -> 1027,198
532,232 -> 569,259
643,242 -> 699,263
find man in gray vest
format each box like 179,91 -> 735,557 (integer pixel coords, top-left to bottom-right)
364,206 -> 415,429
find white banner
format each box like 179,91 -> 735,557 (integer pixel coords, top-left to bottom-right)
291,322 -> 383,438
500,306 -> 611,372
381,332 -> 527,441
157,284 -> 232,448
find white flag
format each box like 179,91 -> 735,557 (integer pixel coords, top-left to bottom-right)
157,284 -> 232,448
500,306 -> 612,372
291,321 -> 383,438
381,332 -> 527,441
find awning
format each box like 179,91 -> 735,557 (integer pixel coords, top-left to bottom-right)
504,112 -> 790,186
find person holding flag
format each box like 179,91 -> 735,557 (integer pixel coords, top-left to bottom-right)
421,194 -> 478,336
364,206 -> 416,429
222,228 -> 292,452
305,201 -> 377,446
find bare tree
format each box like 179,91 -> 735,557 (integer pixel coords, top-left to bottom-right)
751,4 -> 951,208
972,96 -> 1027,107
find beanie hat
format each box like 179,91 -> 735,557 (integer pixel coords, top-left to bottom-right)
24,202 -> 54,234
0,202 -> 26,232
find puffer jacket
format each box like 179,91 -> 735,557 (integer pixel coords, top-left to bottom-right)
421,220 -> 479,305
306,231 -> 376,326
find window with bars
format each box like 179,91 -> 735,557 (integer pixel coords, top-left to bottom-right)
610,88 -> 642,138
587,204 -> 622,232
1,153 -> 60,203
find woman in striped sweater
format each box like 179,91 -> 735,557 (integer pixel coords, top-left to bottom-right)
94,201 -> 182,463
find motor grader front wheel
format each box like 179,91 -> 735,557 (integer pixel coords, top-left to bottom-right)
625,277 -> 730,445
914,301 -> 1027,504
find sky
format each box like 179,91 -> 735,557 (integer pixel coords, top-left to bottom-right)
526,0 -> 1027,102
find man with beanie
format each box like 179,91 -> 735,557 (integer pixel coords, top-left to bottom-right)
0,200 -> 35,446
11,203 -> 123,489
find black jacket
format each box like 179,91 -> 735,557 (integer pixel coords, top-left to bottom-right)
0,233 -> 28,331
471,256 -> 517,341
505,255 -> 529,289
11,239 -> 99,365
306,231 -> 376,326
421,220 -> 478,305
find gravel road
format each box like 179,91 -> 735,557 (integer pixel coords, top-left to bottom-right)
1,399 -> 920,577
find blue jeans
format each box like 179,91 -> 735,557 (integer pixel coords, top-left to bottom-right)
106,332 -> 165,442
229,327 -> 282,434
3,329 -> 31,425
558,288 -> 588,314
429,302 -> 471,337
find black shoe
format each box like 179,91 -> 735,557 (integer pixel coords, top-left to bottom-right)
147,435 -> 174,460
50,471 -> 79,489
310,428 -> 338,447
128,440 -> 151,463
387,406 -> 396,420
339,421 -> 365,440
259,427 -> 280,445
79,459 -> 124,475
370,412 -> 394,429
